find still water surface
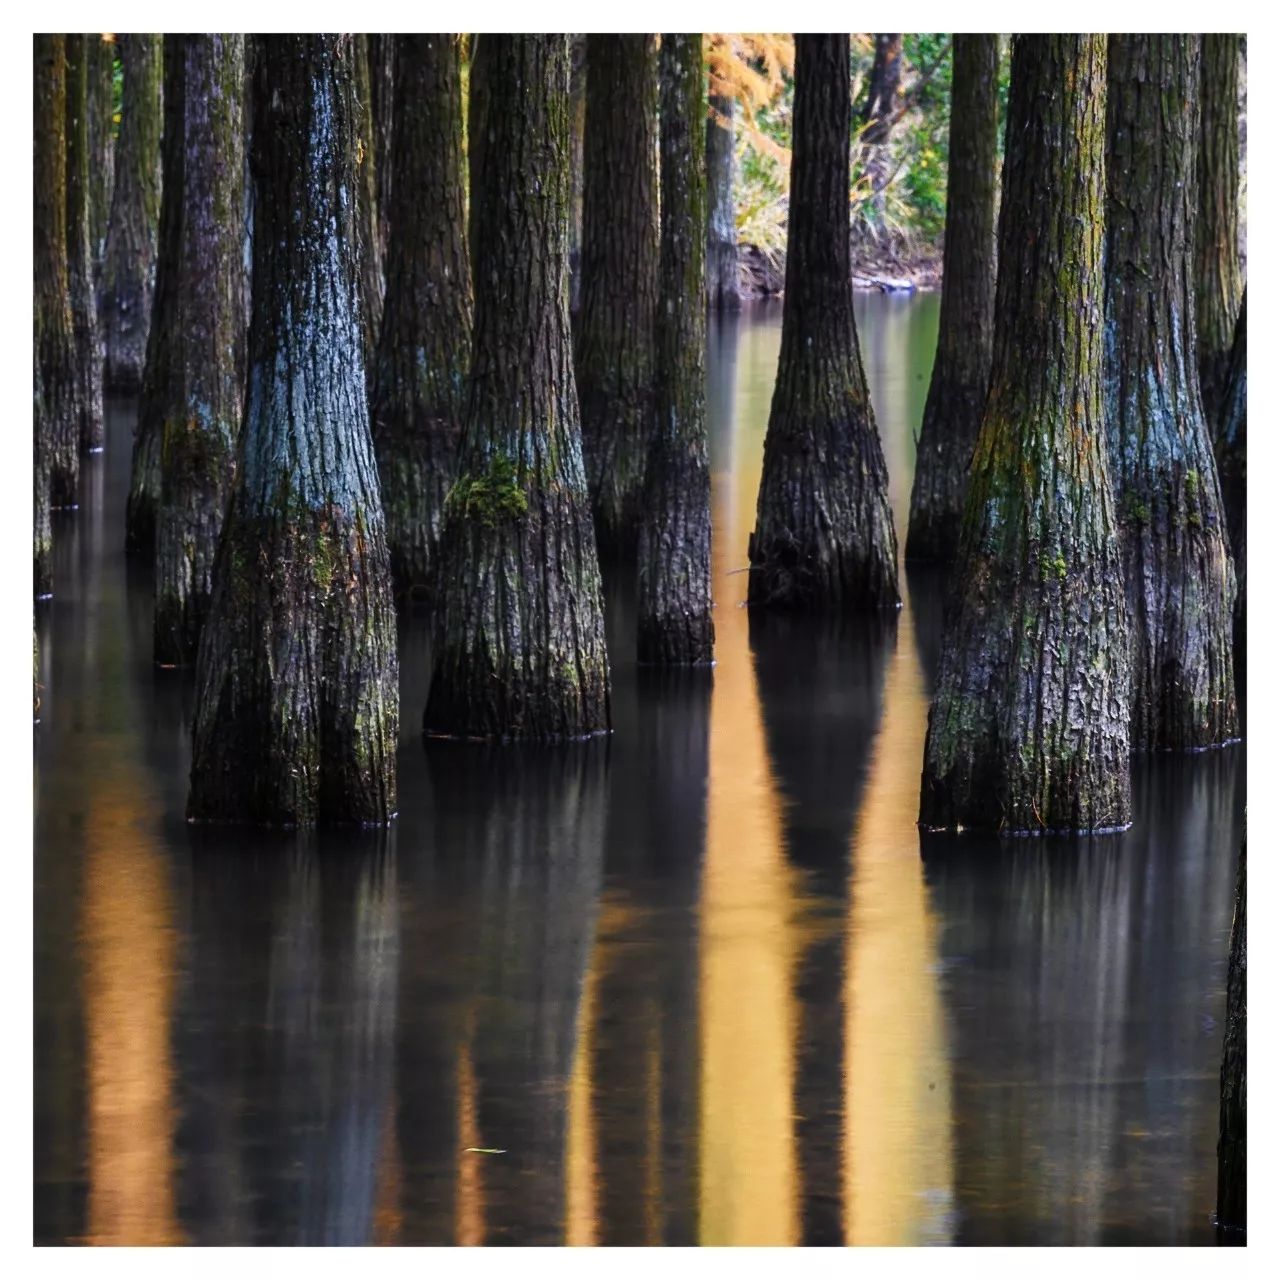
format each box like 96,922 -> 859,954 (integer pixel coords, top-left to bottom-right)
34,296 -> 1245,1246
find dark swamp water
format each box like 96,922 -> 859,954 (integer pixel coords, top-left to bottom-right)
34,297 -> 1246,1246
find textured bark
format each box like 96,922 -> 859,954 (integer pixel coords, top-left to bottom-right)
34,352 -> 53,599
1105,35 -> 1237,751
1217,293 -> 1246,629
919,35 -> 1131,835
705,90 -> 741,310
637,33 -> 713,666
858,33 -> 903,221
575,34 -> 660,557
568,34 -> 586,312
1216,832 -> 1246,1234
747,34 -> 899,611
151,35 -> 247,667
86,34 -> 115,280
370,35 -> 472,595
905,34 -> 999,563
34,34 -> 80,511
65,35 -> 104,453
1196,35 -> 1243,429
369,34 -> 395,266
425,35 -> 611,741
188,35 -> 398,826
101,33 -> 161,392
354,35 -> 384,375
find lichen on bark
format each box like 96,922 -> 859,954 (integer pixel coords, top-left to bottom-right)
906,34 -> 999,564
637,33 -> 714,666
747,34 -> 899,612
187,35 -> 398,826
425,35 -> 611,742
919,35 -> 1131,835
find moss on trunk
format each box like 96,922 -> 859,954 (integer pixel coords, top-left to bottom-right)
1195,34 -> 1244,429
705,90 -> 741,310
101,33 -> 161,392
919,35 -> 1131,835
34,34 -> 80,512
748,34 -> 899,612
151,35 -> 246,667
370,35 -> 472,597
575,34 -> 660,558
906,34 -> 999,563
1216,830 -> 1246,1235
637,33 -> 714,665
187,35 -> 398,826
65,35 -> 104,453
1105,35 -> 1237,751
425,35 -> 611,741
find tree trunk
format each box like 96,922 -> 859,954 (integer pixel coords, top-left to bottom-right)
34,34 -> 80,512
86,34 -> 115,282
65,35 -> 105,454
575,34 -> 660,558
568,34 -> 587,313
425,34 -> 611,741
369,34 -> 395,267
187,34 -> 398,826
905,34 -> 999,563
637,33 -> 713,666
705,89 -> 741,310
150,35 -> 246,667
100,33 -> 161,393
1217,292 -> 1246,635
1196,34 -> 1243,429
370,35 -> 472,596
1216,831 -> 1246,1235
34,352 -> 53,600
858,33 -> 903,226
747,34 -> 899,612
1105,35 -> 1237,751
919,35 -> 1131,835
354,34 -> 384,375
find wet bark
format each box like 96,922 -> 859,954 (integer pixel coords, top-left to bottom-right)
575,34 -> 660,558
66,35 -> 104,453
1105,36 -> 1237,751
705,90 -> 741,310
905,34 -> 999,563
858,33 -> 903,224
1216,831 -> 1246,1234
370,35 -> 472,596
1196,35 -> 1243,429
637,33 -> 713,666
354,35 -> 384,376
86,34 -> 115,281
919,35 -> 1131,835
101,33 -> 161,392
150,35 -> 246,667
187,35 -> 398,826
34,34 -> 80,512
1217,293 -> 1246,632
747,34 -> 899,612
424,35 -> 611,741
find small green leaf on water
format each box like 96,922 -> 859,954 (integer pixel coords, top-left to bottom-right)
463,1147 -> 507,1154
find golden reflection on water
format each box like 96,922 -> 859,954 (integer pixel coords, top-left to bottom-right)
454,1019 -> 486,1247
80,759 -> 182,1246
564,915 -> 602,1246
843,592 -> 953,1245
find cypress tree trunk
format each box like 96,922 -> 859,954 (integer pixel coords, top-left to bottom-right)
747,34 -> 899,612
575,34 -> 660,558
1216,831 -> 1246,1235
568,34 -> 587,312
1196,35 -> 1243,429
86,34 -> 115,281
1105,35 -> 1237,751
66,35 -> 104,454
354,34 -> 384,373
370,34 -> 472,596
187,35 -> 398,826
1218,293 -> 1246,631
905,34 -> 999,563
34,34 -> 80,512
636,33 -> 713,666
34,355 -> 53,600
859,33 -> 903,225
151,35 -> 246,667
705,90 -> 741,310
369,34 -> 395,267
919,35 -> 1130,835
425,35 -> 611,741
101,33 -> 161,392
